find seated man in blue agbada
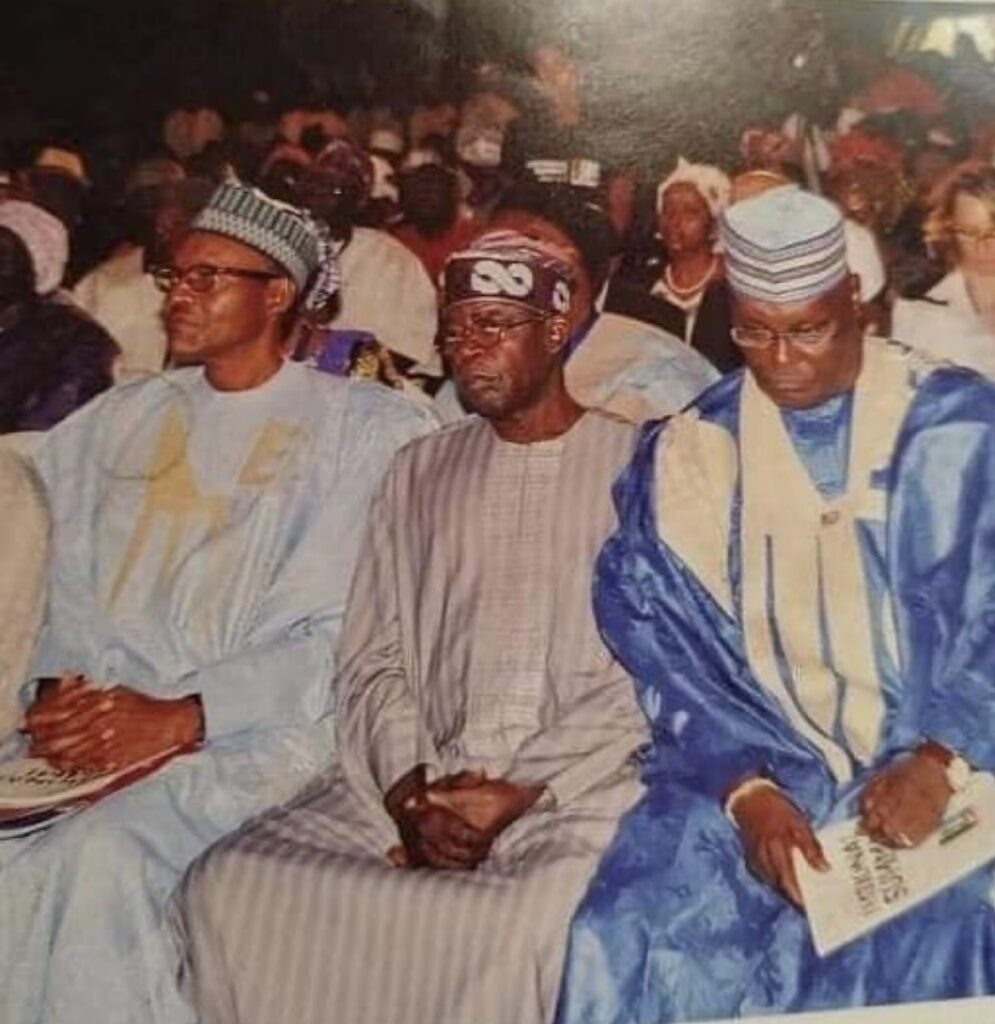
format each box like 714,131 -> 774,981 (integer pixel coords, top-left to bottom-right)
0,182 -> 434,1024
556,185 -> 995,1023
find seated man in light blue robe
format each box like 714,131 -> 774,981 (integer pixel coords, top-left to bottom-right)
556,186 -> 995,1023
0,182 -> 435,1024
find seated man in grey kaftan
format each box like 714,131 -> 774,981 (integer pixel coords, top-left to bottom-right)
178,231 -> 648,1024
0,183 -> 434,1024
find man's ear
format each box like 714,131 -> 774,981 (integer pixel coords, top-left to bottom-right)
265,277 -> 297,317
546,315 -> 570,354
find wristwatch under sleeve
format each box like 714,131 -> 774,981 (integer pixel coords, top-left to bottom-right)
944,754 -> 972,792
918,742 -> 972,793
723,776 -> 780,826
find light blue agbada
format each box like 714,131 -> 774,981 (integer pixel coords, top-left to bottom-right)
556,341 -> 995,1023
0,360 -> 435,1024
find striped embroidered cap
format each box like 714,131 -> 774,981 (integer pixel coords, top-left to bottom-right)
443,230 -> 574,315
721,186 -> 849,304
192,182 -> 340,309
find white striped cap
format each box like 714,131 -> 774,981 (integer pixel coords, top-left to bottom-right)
721,186 -> 848,304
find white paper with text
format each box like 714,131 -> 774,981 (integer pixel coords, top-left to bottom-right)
795,772 -> 995,957
0,747 -> 184,811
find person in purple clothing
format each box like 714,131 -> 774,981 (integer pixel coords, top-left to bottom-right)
0,200 -> 117,433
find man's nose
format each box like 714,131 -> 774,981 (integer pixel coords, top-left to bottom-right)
165,280 -> 196,309
772,336 -> 792,365
451,341 -> 484,368
453,330 -> 491,360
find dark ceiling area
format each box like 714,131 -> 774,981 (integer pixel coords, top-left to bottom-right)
0,1 -> 989,156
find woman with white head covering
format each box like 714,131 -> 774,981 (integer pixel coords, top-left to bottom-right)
606,158 -> 741,372
653,158 -> 731,324
0,200 -> 117,431
652,158 -> 731,326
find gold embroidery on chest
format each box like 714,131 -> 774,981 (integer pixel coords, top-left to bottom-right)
238,422 -> 307,487
108,408 -> 229,606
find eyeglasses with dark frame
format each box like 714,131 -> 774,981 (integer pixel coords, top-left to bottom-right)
151,264 -> 286,294
439,312 -> 548,352
731,320 -> 839,351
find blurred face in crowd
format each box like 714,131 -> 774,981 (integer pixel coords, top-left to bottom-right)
532,45 -> 579,91
462,90 -> 519,133
827,162 -> 902,235
911,147 -> 954,208
399,165 -> 458,235
732,275 -> 863,410
132,182 -> 210,265
951,191 -> 995,277
659,183 -> 713,259
487,209 -> 592,334
150,189 -> 203,262
827,167 -> 874,228
301,162 -> 366,236
23,170 -> 84,232
410,101 -> 459,143
259,156 -> 311,207
0,228 -> 35,312
162,231 -> 294,366
441,297 -> 567,420
530,44 -> 581,126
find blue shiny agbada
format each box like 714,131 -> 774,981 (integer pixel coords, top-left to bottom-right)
556,362 -> 995,1023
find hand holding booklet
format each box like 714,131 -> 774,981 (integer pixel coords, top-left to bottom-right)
795,772 -> 995,957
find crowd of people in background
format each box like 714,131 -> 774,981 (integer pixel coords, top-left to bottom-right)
1,30 -> 995,429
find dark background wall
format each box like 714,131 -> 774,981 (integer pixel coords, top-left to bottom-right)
0,0 -> 985,156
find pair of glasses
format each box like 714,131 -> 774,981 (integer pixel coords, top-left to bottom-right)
953,226 -> 995,244
439,313 -> 546,352
731,322 -> 838,350
152,264 -> 285,294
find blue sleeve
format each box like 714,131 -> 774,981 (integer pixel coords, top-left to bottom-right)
594,423 -> 835,819
889,371 -> 995,771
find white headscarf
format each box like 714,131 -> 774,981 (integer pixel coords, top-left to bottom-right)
656,157 -> 732,219
0,200 -> 69,296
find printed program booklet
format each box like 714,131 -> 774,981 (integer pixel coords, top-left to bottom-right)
795,772 -> 995,957
0,757 -> 143,809
0,802 -> 77,839
0,746 -> 187,836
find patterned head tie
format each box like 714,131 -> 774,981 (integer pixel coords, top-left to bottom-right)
720,186 -> 848,305
192,181 -> 341,313
442,230 -> 574,315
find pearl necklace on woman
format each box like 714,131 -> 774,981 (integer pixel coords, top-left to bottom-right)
663,256 -> 719,302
